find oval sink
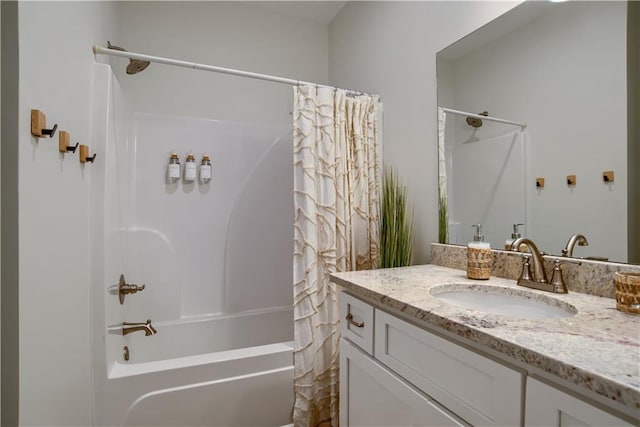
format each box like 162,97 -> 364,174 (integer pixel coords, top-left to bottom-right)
431,284 -> 577,319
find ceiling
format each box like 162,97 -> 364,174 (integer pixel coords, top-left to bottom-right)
245,1 -> 348,25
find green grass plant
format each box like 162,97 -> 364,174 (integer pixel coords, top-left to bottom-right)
438,191 -> 448,244
379,168 -> 413,268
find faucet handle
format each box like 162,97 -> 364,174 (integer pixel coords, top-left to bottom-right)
518,255 -> 533,282
118,274 -> 146,305
549,259 -> 576,294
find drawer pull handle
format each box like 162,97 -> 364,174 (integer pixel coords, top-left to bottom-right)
346,313 -> 365,328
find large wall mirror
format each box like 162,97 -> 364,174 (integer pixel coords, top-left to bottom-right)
437,0 -> 639,265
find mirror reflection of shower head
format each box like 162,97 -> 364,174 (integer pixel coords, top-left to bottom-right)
107,41 -> 150,75
466,111 -> 489,128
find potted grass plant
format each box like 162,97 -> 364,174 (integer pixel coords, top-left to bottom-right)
379,168 -> 414,268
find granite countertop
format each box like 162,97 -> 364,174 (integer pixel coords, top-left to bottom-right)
330,264 -> 640,417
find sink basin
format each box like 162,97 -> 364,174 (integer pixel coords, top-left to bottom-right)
431,284 -> 577,319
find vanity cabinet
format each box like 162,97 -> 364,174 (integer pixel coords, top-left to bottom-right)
339,292 -> 635,427
339,292 -> 523,427
525,378 -> 633,427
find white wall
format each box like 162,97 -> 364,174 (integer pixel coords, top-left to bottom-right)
114,115 -> 293,319
15,2 -> 117,425
329,1 -> 520,263
443,2 -> 627,261
114,1 -> 329,125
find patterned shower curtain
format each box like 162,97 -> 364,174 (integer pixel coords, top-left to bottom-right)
292,85 -> 380,427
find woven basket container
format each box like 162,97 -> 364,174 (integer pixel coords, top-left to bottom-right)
467,247 -> 493,280
615,272 -> 640,314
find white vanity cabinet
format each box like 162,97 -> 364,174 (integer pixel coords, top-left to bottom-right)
339,292 -> 523,427
525,378 -> 633,427
339,292 -> 636,427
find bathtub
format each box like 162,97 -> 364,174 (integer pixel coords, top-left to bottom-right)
91,64 -> 295,426
115,306 -> 294,365
99,307 -> 294,427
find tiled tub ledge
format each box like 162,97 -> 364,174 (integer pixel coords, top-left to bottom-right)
330,264 -> 640,422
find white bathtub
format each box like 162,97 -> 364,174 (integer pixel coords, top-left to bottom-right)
116,306 -> 294,365
91,64 -> 295,426
99,308 -> 294,427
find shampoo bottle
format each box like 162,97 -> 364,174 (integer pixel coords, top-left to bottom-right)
184,153 -> 196,182
467,224 -> 492,280
168,152 -> 181,183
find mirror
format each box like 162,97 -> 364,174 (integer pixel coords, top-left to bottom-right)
437,1 -> 639,265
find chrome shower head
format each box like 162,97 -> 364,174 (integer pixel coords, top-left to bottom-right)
107,41 -> 150,75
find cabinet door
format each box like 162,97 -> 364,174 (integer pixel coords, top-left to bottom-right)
340,338 -> 467,427
525,378 -> 633,427
375,309 -> 523,427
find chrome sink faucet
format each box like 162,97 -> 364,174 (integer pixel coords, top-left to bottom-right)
122,319 -> 157,336
561,234 -> 589,257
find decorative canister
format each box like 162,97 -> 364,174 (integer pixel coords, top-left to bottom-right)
615,272 -> 640,314
467,246 -> 493,280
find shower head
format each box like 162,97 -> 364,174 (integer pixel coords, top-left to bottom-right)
466,111 -> 488,128
107,41 -> 150,75
126,59 -> 150,75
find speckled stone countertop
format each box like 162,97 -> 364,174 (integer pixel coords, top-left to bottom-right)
331,264 -> 640,418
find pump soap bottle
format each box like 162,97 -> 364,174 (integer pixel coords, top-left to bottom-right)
467,224 -> 492,280
505,223 -> 525,251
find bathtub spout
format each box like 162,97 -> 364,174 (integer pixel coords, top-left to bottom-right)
122,319 -> 157,336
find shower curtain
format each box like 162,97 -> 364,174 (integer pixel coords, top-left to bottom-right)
292,85 -> 380,427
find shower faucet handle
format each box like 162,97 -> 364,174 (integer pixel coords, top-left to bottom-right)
118,274 -> 146,305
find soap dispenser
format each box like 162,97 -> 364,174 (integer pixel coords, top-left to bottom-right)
505,223 -> 525,250
467,224 -> 492,280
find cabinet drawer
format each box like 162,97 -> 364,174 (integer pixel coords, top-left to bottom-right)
340,292 -> 374,355
375,309 -> 523,427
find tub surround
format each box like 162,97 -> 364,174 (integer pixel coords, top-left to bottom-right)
431,243 -> 640,298
331,263 -> 640,421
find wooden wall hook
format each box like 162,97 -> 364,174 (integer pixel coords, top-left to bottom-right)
603,171 -> 614,183
566,175 -> 576,186
536,178 -> 545,188
79,145 -> 97,163
58,131 -> 79,154
31,109 -> 57,138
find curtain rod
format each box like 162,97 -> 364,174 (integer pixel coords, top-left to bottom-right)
93,45 -> 379,99
439,107 -> 527,129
